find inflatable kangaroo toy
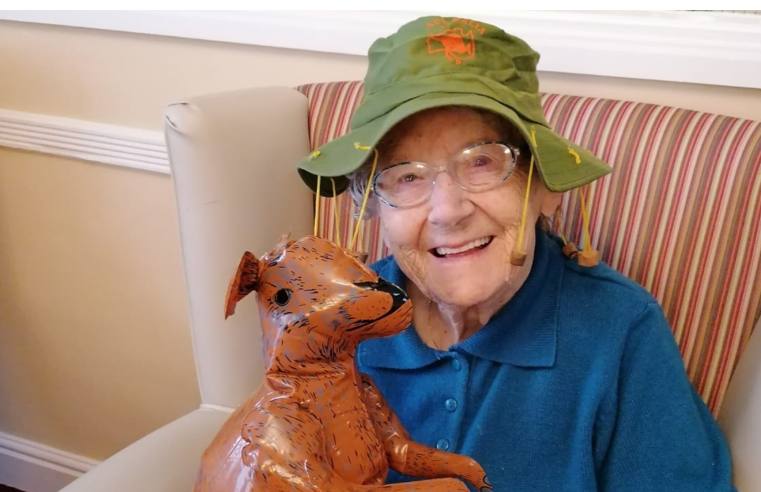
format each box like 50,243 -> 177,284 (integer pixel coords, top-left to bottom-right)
193,235 -> 492,492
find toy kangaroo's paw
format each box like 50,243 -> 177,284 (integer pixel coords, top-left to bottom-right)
479,475 -> 493,492
460,461 -> 492,491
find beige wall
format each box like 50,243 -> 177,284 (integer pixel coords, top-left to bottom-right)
0,19 -> 760,462
0,149 -> 198,459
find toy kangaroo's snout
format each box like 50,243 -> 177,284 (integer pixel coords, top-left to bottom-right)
354,279 -> 408,310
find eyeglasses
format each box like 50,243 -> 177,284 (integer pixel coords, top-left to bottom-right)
371,141 -> 520,209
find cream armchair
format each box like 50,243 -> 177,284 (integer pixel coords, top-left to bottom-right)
59,87 -> 312,492
58,86 -> 760,492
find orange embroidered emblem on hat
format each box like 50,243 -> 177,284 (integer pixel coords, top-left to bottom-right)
427,28 -> 475,64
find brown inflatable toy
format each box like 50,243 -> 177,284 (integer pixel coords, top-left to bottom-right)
193,234 -> 492,492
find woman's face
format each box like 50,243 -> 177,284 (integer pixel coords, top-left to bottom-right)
376,107 -> 558,308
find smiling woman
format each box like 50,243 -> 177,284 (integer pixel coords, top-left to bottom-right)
294,15 -> 738,492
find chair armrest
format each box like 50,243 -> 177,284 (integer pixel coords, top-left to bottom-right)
59,409 -> 230,492
719,316 -> 761,491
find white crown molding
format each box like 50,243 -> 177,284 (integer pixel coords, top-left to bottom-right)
1,10 -> 760,89
0,108 -> 169,174
0,430 -> 99,492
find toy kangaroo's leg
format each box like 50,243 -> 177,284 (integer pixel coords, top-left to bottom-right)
240,402 -> 461,492
384,441 -> 492,492
342,478 -> 470,492
361,375 -> 493,492
244,408 -> 469,492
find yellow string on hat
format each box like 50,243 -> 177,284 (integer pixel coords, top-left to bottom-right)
579,187 -> 592,253
350,146 -> 378,251
330,177 -> 341,248
512,127 -> 538,266
516,156 -> 534,255
313,175 -> 321,237
576,186 -> 598,266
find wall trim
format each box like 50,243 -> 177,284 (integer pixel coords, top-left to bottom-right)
1,10 -> 760,89
0,108 -> 169,174
0,431 -> 99,492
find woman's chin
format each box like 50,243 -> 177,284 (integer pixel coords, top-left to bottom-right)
428,276 -> 501,308
424,253 -> 505,305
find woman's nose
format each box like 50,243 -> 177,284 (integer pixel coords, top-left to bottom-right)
427,171 -> 475,227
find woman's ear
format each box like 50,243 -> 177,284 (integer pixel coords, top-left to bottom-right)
539,187 -> 563,217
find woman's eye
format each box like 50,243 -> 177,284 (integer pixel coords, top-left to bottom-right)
377,164 -> 429,192
472,156 -> 493,168
273,289 -> 292,306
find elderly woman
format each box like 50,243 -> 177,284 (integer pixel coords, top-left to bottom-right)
297,16 -> 736,492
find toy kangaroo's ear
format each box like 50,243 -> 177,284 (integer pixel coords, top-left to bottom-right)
225,251 -> 261,319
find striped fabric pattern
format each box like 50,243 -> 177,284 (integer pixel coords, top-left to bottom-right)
296,81 -> 761,415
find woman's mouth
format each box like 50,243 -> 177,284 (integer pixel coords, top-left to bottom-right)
431,236 -> 494,258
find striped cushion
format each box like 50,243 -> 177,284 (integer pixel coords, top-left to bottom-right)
297,81 -> 761,415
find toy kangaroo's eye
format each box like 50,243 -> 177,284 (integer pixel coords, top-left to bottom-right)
274,288 -> 293,306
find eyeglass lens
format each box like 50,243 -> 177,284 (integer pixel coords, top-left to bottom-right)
374,142 -> 516,208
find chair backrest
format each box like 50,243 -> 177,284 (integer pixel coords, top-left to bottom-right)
165,87 -> 313,409
298,81 -> 761,416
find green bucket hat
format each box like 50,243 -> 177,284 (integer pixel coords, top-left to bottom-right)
297,15 -> 612,196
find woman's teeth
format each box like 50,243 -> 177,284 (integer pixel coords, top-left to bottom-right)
434,237 -> 492,257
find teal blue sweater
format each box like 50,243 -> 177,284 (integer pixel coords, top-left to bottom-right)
358,229 -> 736,491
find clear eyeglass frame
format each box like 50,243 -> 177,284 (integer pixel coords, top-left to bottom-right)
371,140 -> 521,209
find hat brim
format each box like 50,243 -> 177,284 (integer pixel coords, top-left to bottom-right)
297,92 -> 611,196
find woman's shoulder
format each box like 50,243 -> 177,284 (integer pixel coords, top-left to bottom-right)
548,236 -> 668,339
547,239 -> 680,378
563,254 -> 657,307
